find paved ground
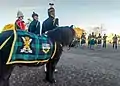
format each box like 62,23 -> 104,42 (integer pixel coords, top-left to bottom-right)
10,44 -> 120,86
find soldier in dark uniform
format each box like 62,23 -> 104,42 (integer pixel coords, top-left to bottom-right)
94,34 -> 97,45
42,3 -> 59,34
97,33 -> 102,48
90,32 -> 95,49
103,34 -> 107,48
42,3 -> 59,73
88,34 -> 91,48
81,33 -> 86,47
113,34 -> 118,49
28,12 -> 41,35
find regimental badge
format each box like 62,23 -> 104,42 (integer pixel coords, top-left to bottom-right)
20,36 -> 32,53
42,43 -> 50,53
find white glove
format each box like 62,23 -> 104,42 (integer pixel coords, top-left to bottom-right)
45,31 -> 48,34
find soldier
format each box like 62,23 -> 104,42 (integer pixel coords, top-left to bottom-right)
113,34 -> 118,49
81,33 -> 86,47
90,32 -> 95,50
97,33 -> 102,48
28,12 -> 41,35
15,11 -> 26,30
94,34 -> 97,46
42,3 -> 59,34
103,34 -> 107,48
76,37 -> 81,47
42,3 -> 59,73
88,34 -> 91,48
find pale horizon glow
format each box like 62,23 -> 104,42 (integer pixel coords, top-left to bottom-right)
0,0 -> 120,34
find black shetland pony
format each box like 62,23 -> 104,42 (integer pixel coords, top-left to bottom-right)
0,26 -> 77,86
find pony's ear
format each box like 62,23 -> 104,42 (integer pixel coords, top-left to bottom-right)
70,25 -> 74,29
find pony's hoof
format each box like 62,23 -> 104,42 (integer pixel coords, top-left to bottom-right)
44,69 -> 58,73
45,78 -> 56,83
54,69 -> 58,73
43,79 -> 47,83
49,79 -> 56,83
44,71 -> 47,73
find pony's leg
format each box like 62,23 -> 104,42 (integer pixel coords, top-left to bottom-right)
0,65 -> 14,86
45,44 -> 62,83
0,55 -> 4,86
44,64 -> 47,72
44,64 -> 58,73
0,51 -> 4,86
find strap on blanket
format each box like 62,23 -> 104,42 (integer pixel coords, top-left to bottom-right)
0,36 -> 11,50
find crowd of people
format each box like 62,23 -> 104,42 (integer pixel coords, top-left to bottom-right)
74,32 -> 118,50
14,4 -> 59,36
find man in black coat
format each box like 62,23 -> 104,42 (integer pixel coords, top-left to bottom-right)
113,34 -> 118,49
42,4 -> 59,72
28,12 -> 41,35
42,5 -> 59,34
103,34 -> 107,48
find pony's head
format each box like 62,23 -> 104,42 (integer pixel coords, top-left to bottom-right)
72,26 -> 85,39
67,25 -> 85,48
47,25 -> 82,47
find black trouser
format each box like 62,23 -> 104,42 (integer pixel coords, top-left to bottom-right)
103,41 -> 106,48
88,41 -> 90,47
113,42 -> 117,49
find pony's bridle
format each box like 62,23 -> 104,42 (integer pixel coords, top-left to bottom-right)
67,37 -> 76,50
58,39 -> 74,51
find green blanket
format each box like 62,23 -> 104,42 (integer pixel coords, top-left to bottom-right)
6,30 -> 56,64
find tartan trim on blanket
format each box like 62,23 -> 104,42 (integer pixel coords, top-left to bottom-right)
6,30 -> 56,64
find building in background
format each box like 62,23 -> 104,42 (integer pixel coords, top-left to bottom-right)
87,24 -> 106,36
